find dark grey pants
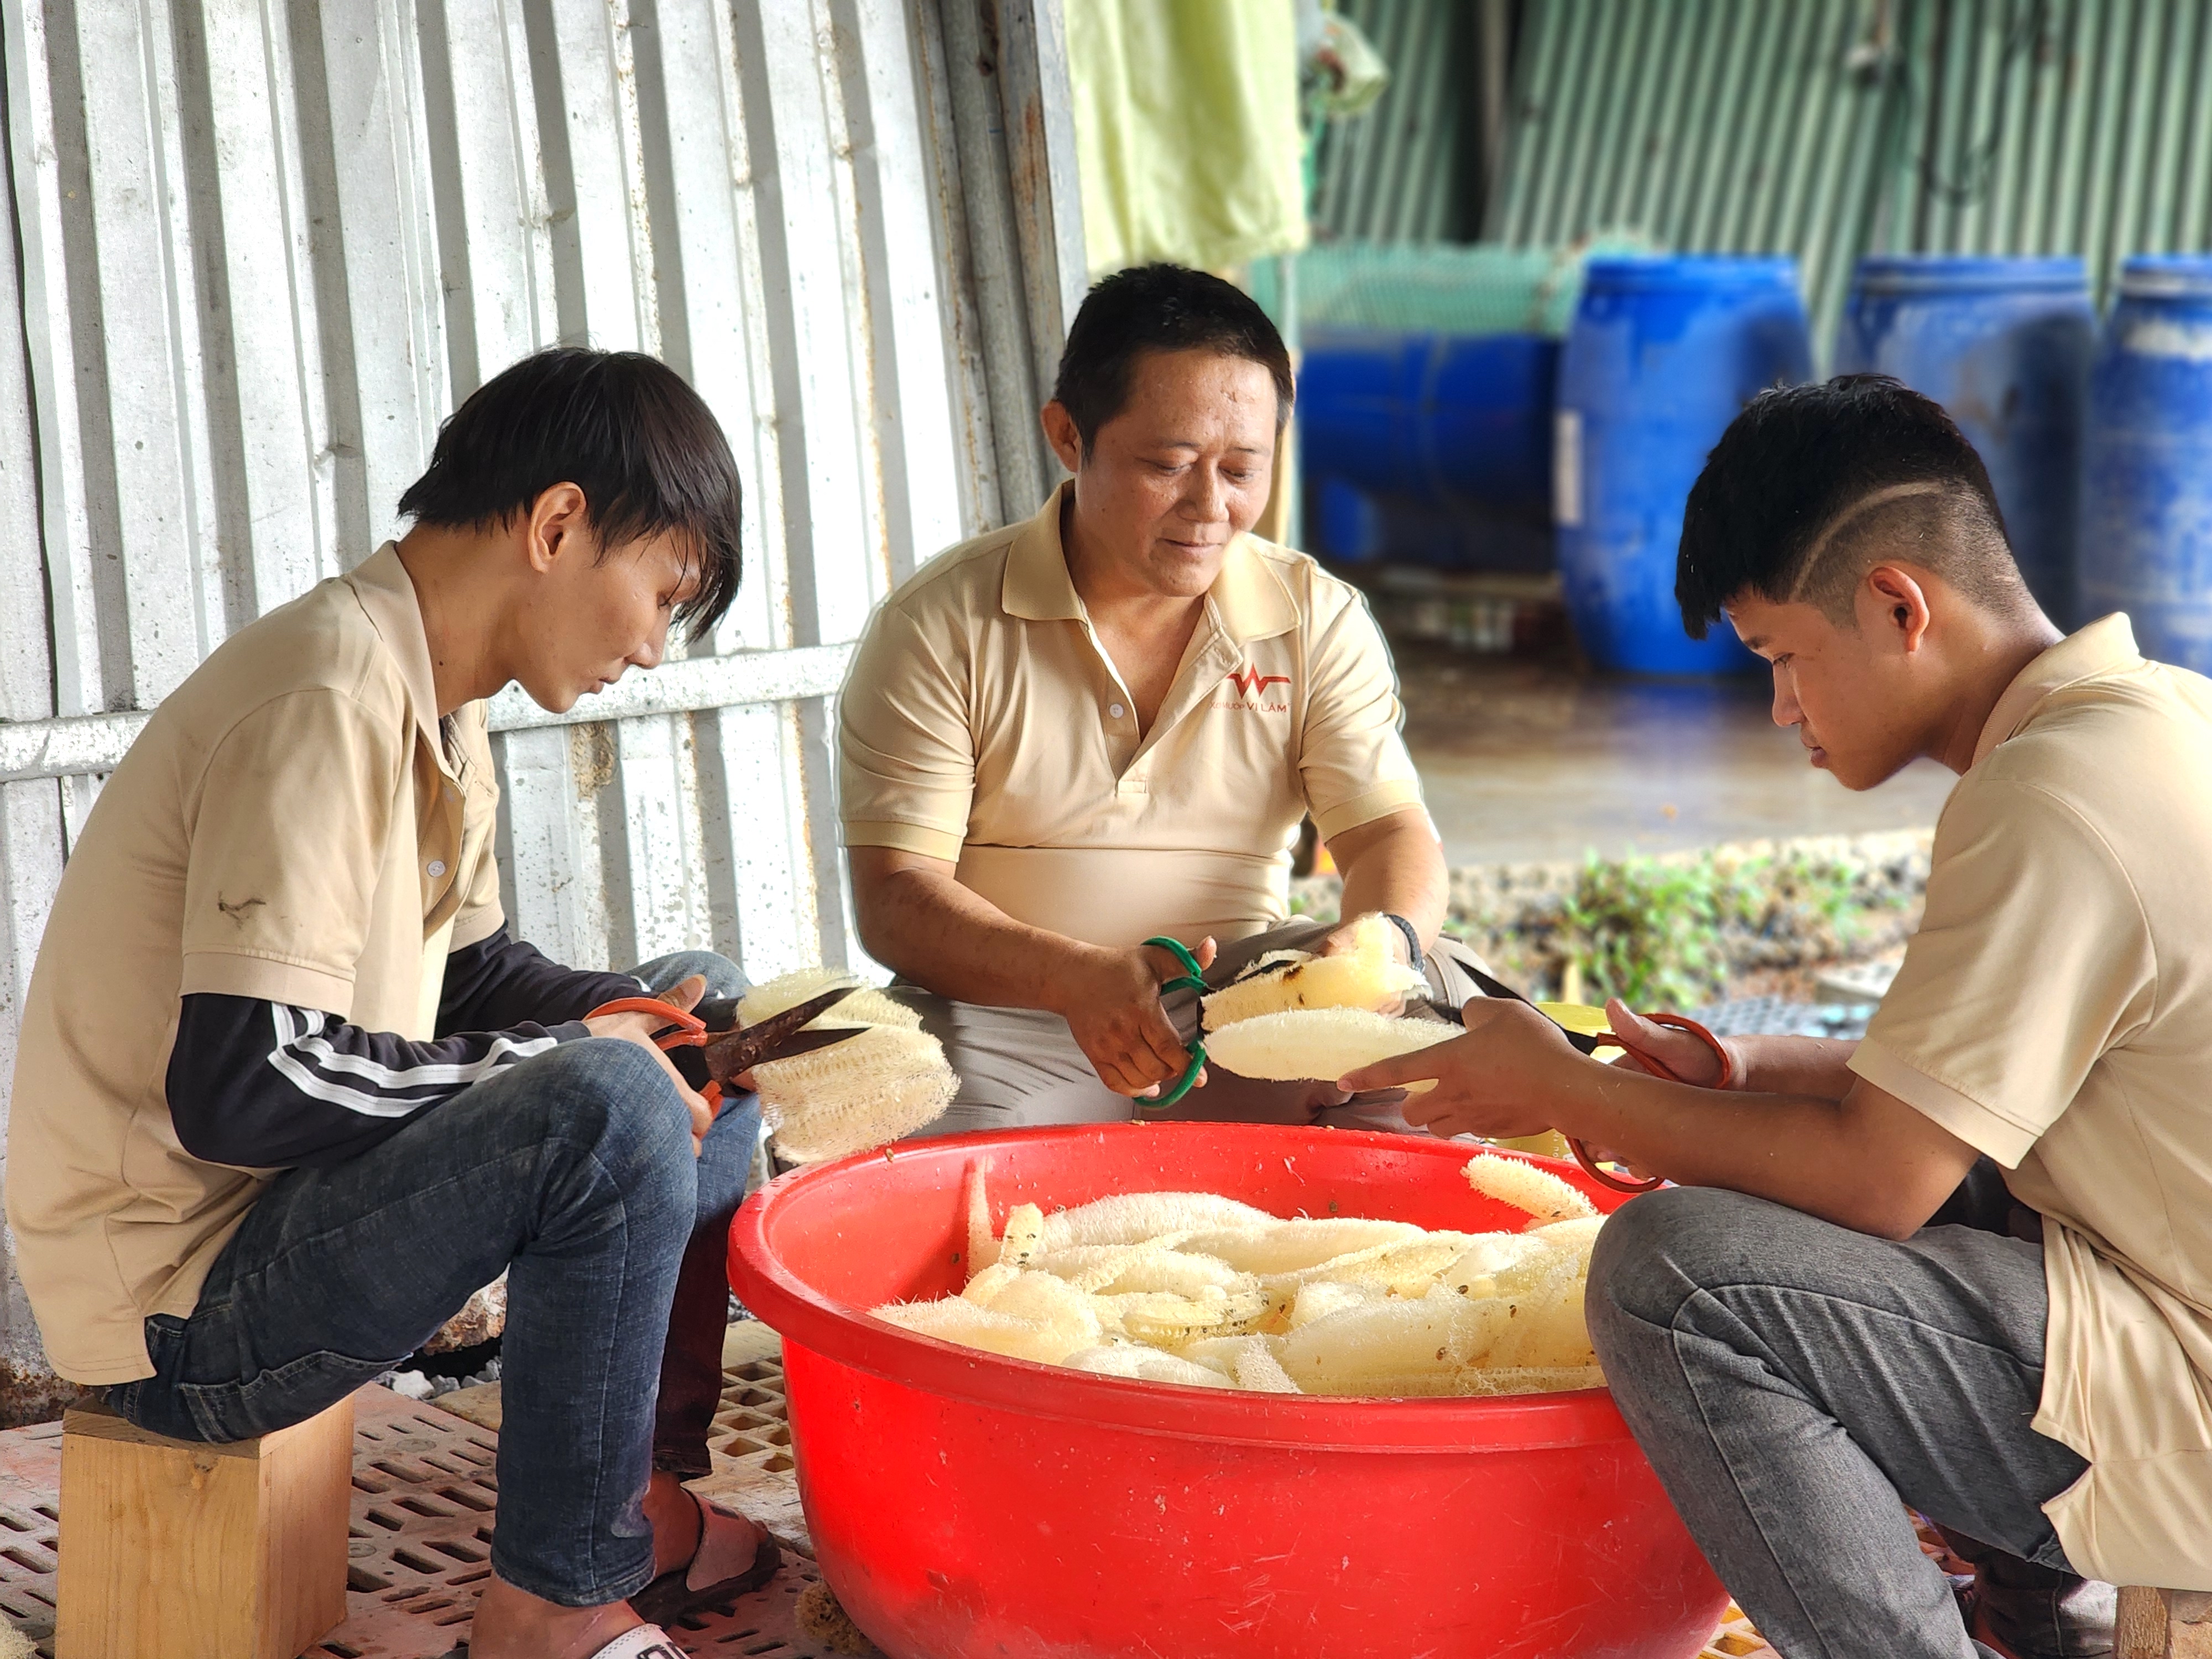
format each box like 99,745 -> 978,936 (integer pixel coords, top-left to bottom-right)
896,919 -> 1496,1136
1588,1173 -> 2113,1659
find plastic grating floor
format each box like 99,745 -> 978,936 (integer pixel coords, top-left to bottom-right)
0,1329 -> 1783,1659
0,1369 -> 837,1659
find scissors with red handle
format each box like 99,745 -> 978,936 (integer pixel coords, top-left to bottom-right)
580,985 -> 866,1107
1458,969 -> 1733,1196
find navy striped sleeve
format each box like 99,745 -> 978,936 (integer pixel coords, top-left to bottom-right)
166,992 -> 588,1169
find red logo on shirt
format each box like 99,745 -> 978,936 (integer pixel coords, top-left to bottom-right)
1217,663 -> 1291,713
1227,666 -> 1291,697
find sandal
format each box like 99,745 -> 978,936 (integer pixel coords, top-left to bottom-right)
440,1623 -> 689,1659
628,1493 -> 782,1625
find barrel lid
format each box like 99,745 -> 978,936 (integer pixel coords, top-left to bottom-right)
1853,253 -> 2088,294
1581,254 -> 1801,293
2119,255 -> 2212,299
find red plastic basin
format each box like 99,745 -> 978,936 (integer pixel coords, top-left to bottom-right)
727,1122 -> 1726,1659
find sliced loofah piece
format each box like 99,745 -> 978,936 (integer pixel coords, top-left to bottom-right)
1063,1345 -> 1237,1389
998,1203 -> 1044,1267
1199,915 -> 1428,1030
872,1298 -> 1094,1365
738,966 -> 922,1031
964,1160 -> 996,1279
1035,1192 -> 1275,1252
1462,1152 -> 1599,1225
1204,1006 -> 1458,1086
754,1025 -> 958,1163
1176,1218 -> 1422,1276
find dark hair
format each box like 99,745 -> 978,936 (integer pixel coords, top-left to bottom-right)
1676,374 -> 2027,638
1050,264 -> 1295,453
398,347 -> 742,641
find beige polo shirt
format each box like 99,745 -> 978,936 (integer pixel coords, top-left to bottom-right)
839,485 -> 1426,949
1850,615 -> 2212,1590
6,546 -> 504,1384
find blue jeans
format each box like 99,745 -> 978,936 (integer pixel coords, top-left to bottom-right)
1588,1180 -> 2098,1659
106,952 -> 758,1608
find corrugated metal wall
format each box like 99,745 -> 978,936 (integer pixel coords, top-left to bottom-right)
1486,0 -> 2212,348
0,0 -> 1078,1387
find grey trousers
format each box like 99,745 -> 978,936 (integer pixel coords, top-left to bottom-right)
1588,1172 -> 2113,1659
896,919 -> 1494,1138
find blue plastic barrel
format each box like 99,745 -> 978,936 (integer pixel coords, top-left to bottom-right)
2080,256 -> 2212,671
1557,257 -> 1812,673
1297,330 -> 1558,520
1837,255 -> 2094,625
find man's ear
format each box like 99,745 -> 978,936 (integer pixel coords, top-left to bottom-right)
1039,401 -> 1085,477
524,483 -> 591,574
1862,564 -> 1933,654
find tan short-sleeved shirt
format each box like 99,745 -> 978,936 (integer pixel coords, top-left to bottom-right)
6,546 -> 504,1384
1850,615 -> 2212,1589
838,484 -> 1426,948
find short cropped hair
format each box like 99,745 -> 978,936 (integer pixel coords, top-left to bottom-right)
398,347 -> 742,641
1051,264 -> 1295,455
1676,375 -> 2030,638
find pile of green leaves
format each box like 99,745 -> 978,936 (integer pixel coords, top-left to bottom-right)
1556,847 -> 1871,1008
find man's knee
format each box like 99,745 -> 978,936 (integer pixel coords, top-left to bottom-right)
632,948 -> 746,1001
1587,1185 -> 1792,1343
521,1037 -> 698,1198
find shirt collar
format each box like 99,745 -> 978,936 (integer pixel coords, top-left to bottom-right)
999,481 -> 1298,644
342,542 -> 447,765
1973,613 -> 2145,768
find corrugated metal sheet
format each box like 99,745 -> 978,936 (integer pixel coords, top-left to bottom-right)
1311,0 -> 1507,242
1875,0 -> 2212,288
1487,0 -> 2212,349
0,0 -> 1078,1383
1489,0 -> 1900,345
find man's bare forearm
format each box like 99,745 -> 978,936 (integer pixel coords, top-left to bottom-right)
1724,1035 -> 1860,1101
1550,1057 -> 1975,1239
1332,810 -> 1448,945
851,854 -> 1095,1013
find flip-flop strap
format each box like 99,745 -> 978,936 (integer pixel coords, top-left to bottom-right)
590,1628 -> 686,1659
687,1495 -> 763,1591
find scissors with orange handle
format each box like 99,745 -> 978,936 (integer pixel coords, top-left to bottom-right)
580,985 -> 866,1108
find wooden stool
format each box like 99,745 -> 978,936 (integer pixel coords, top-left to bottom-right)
56,1393 -> 354,1659
2120,1587 -> 2212,1659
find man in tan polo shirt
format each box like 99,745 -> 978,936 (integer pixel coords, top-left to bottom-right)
841,264 -> 1469,1131
1347,377 -> 2212,1656
8,349 -> 775,1659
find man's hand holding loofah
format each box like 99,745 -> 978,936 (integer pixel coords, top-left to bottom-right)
1054,938 -> 1218,1098
584,973 -> 717,1154
1337,998 -> 1585,1140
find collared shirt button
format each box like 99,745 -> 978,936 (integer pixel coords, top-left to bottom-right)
1109,702 -> 1126,719
426,859 -> 447,878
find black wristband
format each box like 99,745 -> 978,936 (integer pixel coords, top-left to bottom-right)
1381,911 -> 1423,968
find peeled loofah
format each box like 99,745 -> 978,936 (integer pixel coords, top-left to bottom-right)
873,1163 -> 1609,1397
1200,915 -> 1429,1030
752,1024 -> 957,1163
1035,1192 -> 1275,1251
1462,1152 -> 1599,1224
1204,1006 -> 1458,1086
738,966 -> 922,1031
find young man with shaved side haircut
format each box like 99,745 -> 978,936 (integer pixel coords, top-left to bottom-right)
1346,377 -> 2212,1656
841,264 -> 1487,1133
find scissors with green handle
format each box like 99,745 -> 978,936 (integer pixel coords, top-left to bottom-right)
1132,935 -> 1211,1112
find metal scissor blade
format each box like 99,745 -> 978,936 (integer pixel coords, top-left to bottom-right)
1463,968 -> 1606,1055
702,984 -> 865,1079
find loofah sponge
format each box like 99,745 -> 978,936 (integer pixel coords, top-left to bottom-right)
873,1160 -> 1609,1399
738,966 -> 922,1032
1204,1006 -> 1458,1085
751,1024 -> 957,1163
1199,914 -> 1428,1030
1462,1152 -> 1598,1224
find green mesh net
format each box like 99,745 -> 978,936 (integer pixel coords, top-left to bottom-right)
1251,232 -> 1660,339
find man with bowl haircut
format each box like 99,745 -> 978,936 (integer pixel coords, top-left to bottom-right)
839,263 -> 1478,1131
1339,376 -> 2212,1656
8,348 -> 776,1659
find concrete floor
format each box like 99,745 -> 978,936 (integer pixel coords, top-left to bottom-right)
1396,643 -> 1958,866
